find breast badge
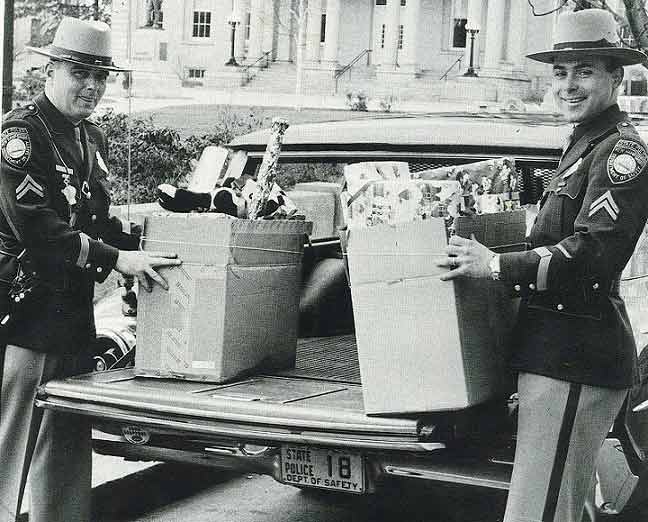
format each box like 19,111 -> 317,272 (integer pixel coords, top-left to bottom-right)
607,139 -> 648,184
1,127 -> 32,169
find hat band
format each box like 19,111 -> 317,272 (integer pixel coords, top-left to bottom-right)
554,38 -> 621,51
49,45 -> 114,67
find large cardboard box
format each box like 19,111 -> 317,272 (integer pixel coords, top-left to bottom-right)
346,211 -> 525,414
136,212 -> 312,383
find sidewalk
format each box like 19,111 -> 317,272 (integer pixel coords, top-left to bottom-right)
99,83 -> 532,115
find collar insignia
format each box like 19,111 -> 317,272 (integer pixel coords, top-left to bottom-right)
561,158 -> 583,179
96,150 -> 109,173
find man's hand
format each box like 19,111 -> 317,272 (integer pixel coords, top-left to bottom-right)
114,251 -> 181,292
437,234 -> 495,281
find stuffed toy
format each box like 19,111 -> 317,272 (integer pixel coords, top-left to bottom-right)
156,177 -> 297,219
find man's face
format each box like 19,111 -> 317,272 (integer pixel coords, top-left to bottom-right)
46,61 -> 108,123
552,56 -> 622,124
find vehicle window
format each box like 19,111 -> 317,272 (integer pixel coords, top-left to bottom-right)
277,159 -> 554,206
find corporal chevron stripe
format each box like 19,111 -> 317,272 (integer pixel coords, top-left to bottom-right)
588,190 -> 619,221
15,175 -> 44,200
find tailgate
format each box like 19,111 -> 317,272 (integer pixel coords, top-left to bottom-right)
37,336 -> 429,450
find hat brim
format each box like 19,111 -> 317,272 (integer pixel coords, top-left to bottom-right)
527,47 -> 647,66
26,46 -> 131,72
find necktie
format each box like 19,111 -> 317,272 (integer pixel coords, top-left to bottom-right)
74,126 -> 84,162
561,125 -> 576,157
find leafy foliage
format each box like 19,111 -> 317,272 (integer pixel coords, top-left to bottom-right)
13,68 -> 47,104
92,110 -> 230,204
345,91 -> 369,112
15,0 -> 112,47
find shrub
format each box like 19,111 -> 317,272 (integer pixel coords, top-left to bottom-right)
345,90 -> 369,112
13,68 -> 47,105
93,110 -> 229,204
378,95 -> 396,113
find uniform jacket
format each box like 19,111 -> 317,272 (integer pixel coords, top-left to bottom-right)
500,104 -> 648,389
0,93 -> 139,355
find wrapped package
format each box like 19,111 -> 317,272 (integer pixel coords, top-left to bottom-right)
417,157 -> 520,215
341,159 -> 519,232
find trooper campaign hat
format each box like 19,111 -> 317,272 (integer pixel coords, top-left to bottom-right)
527,9 -> 647,66
26,17 -> 129,72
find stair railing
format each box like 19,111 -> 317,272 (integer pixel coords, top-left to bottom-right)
439,55 -> 463,80
241,51 -> 272,86
334,49 -> 372,94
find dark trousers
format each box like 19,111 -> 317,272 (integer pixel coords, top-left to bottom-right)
0,345 -> 91,522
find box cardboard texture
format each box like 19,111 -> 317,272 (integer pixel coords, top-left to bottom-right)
136,212 -> 312,383
346,211 -> 525,414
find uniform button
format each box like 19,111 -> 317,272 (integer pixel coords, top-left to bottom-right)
85,263 -> 91,269
592,282 -> 600,290
529,283 -> 536,290
514,284 -> 521,292
557,304 -> 564,311
91,214 -> 97,222
96,266 -> 103,273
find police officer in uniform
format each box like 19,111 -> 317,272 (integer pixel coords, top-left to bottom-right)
0,18 -> 180,522
438,10 -> 648,522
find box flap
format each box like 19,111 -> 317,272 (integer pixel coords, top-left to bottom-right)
346,219 -> 448,285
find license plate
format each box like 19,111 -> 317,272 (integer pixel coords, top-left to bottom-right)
280,446 -> 364,493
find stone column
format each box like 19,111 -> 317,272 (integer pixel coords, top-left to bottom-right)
306,0 -> 322,63
482,0 -> 505,73
262,0 -> 275,56
381,0 -> 401,69
322,0 -> 341,68
507,0 -> 528,75
276,0 -> 292,61
463,0 -> 482,74
234,0 -> 248,63
400,0 -> 420,72
247,0 -> 264,61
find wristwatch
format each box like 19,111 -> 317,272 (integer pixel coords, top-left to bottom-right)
488,254 -> 501,281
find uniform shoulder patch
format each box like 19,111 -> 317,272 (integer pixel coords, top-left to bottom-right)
1,126 -> 32,169
607,139 -> 648,184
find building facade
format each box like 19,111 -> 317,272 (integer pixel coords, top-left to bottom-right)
105,0 -> 648,102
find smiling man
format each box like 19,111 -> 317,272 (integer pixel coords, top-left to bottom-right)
437,9 -> 648,522
0,17 -> 180,522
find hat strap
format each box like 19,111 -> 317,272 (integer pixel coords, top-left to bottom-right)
554,38 -> 621,51
49,45 -> 114,67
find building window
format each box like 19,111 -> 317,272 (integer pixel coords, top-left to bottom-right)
187,68 -> 206,79
245,12 -> 251,40
192,11 -> 211,38
449,0 -> 468,49
159,42 -> 168,61
380,24 -> 386,49
398,24 -> 404,49
375,0 -> 386,5
452,18 -> 467,48
400,0 -> 406,5
320,13 -> 326,43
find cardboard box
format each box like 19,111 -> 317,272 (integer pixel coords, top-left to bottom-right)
287,190 -> 336,239
136,212 -> 312,383
346,211 -> 525,414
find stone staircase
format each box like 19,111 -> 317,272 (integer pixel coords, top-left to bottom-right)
238,61 -> 491,104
